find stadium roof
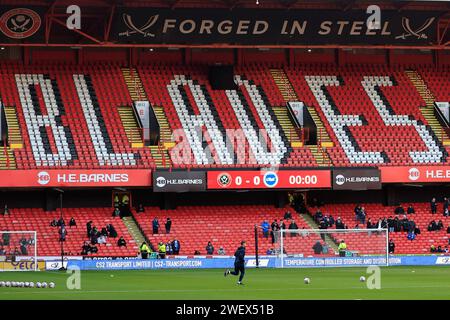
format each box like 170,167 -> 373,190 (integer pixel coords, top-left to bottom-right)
0,0 -> 447,49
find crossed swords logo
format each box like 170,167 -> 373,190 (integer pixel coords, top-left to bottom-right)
9,14 -> 31,32
119,14 -> 158,37
396,17 -> 435,40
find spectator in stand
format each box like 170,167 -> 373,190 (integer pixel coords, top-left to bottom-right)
136,204 -> 145,213
329,215 -> 335,227
335,217 -> 345,229
117,236 -> 127,247
312,241 -> 323,254
2,232 -> 9,246
431,197 -> 437,214
428,220 -> 438,232
430,245 -> 437,253
354,204 -> 362,220
90,227 -> 99,244
101,227 -> 108,237
59,226 -> 67,242
437,245 -> 445,253
166,241 -> 173,255
50,218 -> 58,227
407,231 -> 416,241
395,205 -> 405,215
271,219 -> 280,244
366,218 -> 373,229
2,204 -> 9,216
57,217 -> 65,227
447,225 -> 450,234
280,219 -> 286,238
322,215 -> 330,228
158,242 -> 166,259
407,205 -> 415,215
444,208 -> 450,217
414,225 -> 421,235
322,243 -> 329,254
261,220 -> 270,238
407,220 -> 416,233
89,243 -> 98,254
284,211 -> 292,220
112,206 -> 121,217
97,234 -> 107,245
387,216 -> 394,232
393,217 -> 401,232
206,241 -> 214,255
444,197 -> 449,213
69,217 -> 76,228
388,239 -> 395,254
107,224 -> 118,238
19,238 -> 28,255
86,221 -> 93,238
81,241 -> 91,255
152,217 -> 160,234
172,239 -> 180,255
266,248 -> 274,255
401,215 -> 409,232
437,220 -> 444,231
0,247 -> 5,255
289,220 -> 298,237
218,247 -> 226,255
165,217 -> 172,234
319,218 -> 329,230
314,210 -> 323,223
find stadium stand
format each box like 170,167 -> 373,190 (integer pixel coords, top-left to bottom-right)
0,207 -> 138,257
308,202 -> 450,254
132,205 -> 323,256
0,62 -> 449,170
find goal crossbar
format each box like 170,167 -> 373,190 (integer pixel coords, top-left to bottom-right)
275,228 -> 389,268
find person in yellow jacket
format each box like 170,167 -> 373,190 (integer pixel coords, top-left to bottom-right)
338,240 -> 347,257
158,241 -> 166,259
140,241 -> 151,259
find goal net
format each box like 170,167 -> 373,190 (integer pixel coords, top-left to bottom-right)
0,231 -> 38,271
273,228 -> 389,268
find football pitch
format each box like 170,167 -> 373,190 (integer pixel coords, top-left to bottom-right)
0,266 -> 450,300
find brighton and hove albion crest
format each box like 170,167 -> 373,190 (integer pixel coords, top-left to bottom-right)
0,8 -> 41,39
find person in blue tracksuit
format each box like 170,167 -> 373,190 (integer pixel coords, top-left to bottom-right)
224,241 -> 246,285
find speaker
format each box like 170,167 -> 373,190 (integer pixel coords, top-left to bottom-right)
208,65 -> 237,90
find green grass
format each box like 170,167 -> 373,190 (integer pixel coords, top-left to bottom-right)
0,266 -> 450,299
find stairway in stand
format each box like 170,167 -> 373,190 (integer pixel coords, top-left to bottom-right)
0,147 -> 15,169
270,69 -> 333,166
405,70 -> 450,146
122,68 -> 171,168
4,106 -> 23,149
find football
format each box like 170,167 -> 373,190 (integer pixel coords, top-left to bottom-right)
304,277 -> 311,284
360,276 -> 366,282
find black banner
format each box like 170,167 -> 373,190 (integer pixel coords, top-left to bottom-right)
153,171 -> 206,192
0,7 -> 45,42
333,168 -> 381,190
112,8 -> 438,46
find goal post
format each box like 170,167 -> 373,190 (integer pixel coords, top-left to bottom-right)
0,231 -> 38,271
276,228 -> 389,268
